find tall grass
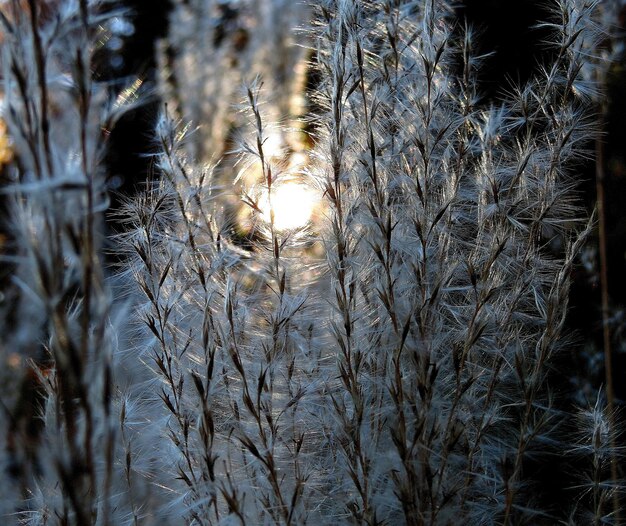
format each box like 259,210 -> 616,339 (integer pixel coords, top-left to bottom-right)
0,1 -> 131,523
0,0 -> 623,524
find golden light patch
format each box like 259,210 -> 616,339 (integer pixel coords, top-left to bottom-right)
258,182 -> 318,231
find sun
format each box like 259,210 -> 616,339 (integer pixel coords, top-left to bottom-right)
259,182 -> 318,231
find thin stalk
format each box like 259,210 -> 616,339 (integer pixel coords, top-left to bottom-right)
595,107 -> 621,526
27,0 -> 53,177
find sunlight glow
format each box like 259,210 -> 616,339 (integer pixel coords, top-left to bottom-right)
259,182 -> 318,231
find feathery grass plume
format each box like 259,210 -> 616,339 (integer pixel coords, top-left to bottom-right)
0,1 -> 135,523
119,87 -> 321,522
311,0 -> 604,523
567,393 -> 624,525
117,110 -> 237,522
